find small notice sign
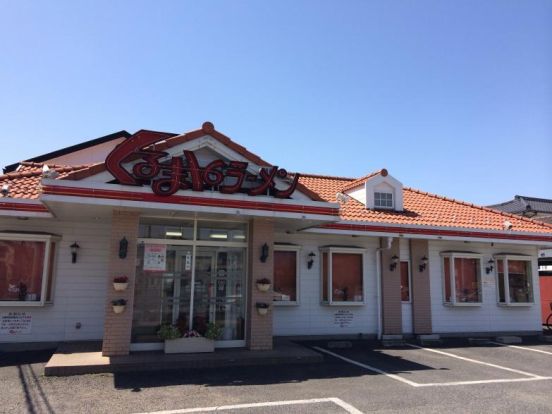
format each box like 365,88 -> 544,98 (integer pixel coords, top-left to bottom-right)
185,251 -> 192,271
0,312 -> 32,335
143,244 -> 167,272
334,310 -> 354,328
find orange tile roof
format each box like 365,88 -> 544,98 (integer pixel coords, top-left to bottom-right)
2,162 -> 551,234
298,173 -> 552,234
2,126 -> 551,236
0,162 -> 91,200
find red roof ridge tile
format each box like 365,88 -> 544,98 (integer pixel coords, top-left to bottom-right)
404,186 -> 552,231
293,172 -> 356,181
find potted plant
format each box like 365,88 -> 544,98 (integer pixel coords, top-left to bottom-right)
256,278 -> 271,292
112,298 -> 127,314
159,322 -> 222,354
256,302 -> 270,315
113,276 -> 129,291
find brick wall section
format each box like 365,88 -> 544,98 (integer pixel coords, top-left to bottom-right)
410,239 -> 432,334
102,210 -> 140,356
381,237 -> 402,334
246,218 -> 274,350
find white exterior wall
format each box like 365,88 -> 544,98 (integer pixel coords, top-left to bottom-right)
0,217 -> 111,343
428,240 -> 541,334
273,232 -> 379,336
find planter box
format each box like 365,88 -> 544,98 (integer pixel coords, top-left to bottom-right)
256,307 -> 269,316
112,305 -> 125,314
113,282 -> 128,291
164,337 -> 215,354
256,283 -> 271,292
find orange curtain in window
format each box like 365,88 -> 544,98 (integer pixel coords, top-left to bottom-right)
332,253 -> 363,302
322,253 -> 328,301
454,258 -> 479,302
273,251 -> 297,301
0,241 -> 45,301
444,257 -> 452,302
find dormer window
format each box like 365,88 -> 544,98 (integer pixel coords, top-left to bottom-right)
374,191 -> 393,209
342,169 -> 404,211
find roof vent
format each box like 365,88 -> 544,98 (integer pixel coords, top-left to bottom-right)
336,192 -> 351,204
42,165 -> 59,179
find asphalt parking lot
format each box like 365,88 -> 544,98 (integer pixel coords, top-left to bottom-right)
1,339 -> 552,413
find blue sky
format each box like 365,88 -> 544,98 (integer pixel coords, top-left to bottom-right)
0,1 -> 550,205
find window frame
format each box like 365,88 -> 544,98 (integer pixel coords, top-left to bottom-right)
320,247 -> 366,306
400,260 -> 412,304
494,254 -> 534,307
440,252 -> 483,307
374,191 -> 394,209
273,245 -> 301,306
0,232 -> 60,307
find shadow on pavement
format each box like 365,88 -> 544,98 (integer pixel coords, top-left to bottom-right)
112,340 -> 439,390
0,348 -> 55,367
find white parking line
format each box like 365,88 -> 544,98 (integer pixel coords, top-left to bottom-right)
405,344 -> 542,378
489,341 -> 552,356
416,376 -> 552,387
315,344 -> 552,388
133,397 -> 363,414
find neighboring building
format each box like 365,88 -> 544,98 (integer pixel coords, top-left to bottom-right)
489,195 -> 552,225
489,196 -> 552,325
1,122 -> 551,356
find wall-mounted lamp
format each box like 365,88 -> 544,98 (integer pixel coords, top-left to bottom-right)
70,242 -> 80,263
260,243 -> 269,263
419,256 -> 428,272
307,252 -> 316,269
486,259 -> 495,274
119,237 -> 128,259
389,255 -> 399,271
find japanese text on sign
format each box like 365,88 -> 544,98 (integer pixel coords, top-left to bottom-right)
0,312 -> 32,335
334,310 -> 354,328
105,130 -> 299,198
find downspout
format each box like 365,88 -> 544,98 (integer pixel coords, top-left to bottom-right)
376,236 -> 393,340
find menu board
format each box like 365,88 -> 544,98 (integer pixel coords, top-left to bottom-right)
143,244 -> 167,272
334,310 -> 354,328
1,312 -> 32,335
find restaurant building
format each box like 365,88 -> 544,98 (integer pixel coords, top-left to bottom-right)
1,122 -> 551,356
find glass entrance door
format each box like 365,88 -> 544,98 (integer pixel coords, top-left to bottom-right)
193,247 -> 246,342
132,219 -> 248,348
133,245 -> 193,343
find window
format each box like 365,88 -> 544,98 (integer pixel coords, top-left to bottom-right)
196,221 -> 247,242
441,252 -> 482,305
495,255 -> 533,305
273,246 -> 300,305
0,233 -> 59,306
400,261 -> 410,302
374,192 -> 393,209
139,219 -> 247,243
320,248 -> 365,305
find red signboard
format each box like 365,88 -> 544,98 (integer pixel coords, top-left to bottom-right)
105,132 -> 299,198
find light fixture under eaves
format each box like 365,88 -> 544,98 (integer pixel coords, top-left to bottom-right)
165,231 -> 183,238
209,233 -> 228,240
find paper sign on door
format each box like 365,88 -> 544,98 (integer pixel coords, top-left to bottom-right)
143,244 -> 167,271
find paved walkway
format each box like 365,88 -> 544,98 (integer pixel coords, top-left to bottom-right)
45,339 -> 322,376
